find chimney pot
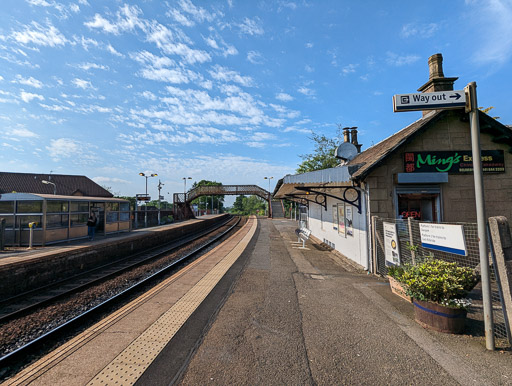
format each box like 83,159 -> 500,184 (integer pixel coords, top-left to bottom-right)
343,127 -> 350,143
428,53 -> 444,80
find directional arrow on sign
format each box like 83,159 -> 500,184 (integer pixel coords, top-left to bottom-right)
393,90 -> 467,112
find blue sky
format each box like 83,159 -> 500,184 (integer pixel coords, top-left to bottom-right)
1,0 -> 511,202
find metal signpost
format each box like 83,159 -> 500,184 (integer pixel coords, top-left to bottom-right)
393,90 -> 466,112
393,83 -> 495,350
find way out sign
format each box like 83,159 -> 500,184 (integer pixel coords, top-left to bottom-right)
384,222 -> 401,265
393,90 -> 466,112
419,223 -> 467,256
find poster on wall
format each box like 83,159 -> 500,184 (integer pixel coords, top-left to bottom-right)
337,203 -> 345,236
332,205 -> 338,230
383,222 -> 401,266
345,206 -> 353,236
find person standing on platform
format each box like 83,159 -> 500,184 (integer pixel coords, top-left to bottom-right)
87,211 -> 97,240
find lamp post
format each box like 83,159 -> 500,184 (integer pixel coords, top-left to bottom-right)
41,180 -> 56,195
264,176 -> 273,217
157,179 -> 164,225
139,172 -> 157,227
183,177 -> 192,194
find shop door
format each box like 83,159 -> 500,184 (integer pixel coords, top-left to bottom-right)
397,193 -> 440,222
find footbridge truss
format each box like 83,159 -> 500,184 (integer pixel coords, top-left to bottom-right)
173,185 -> 271,220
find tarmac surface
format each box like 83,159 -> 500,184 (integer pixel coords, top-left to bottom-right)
176,218 -> 512,385
3,217 -> 512,385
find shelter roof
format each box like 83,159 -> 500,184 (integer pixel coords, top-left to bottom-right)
0,192 -> 127,202
0,172 -> 113,197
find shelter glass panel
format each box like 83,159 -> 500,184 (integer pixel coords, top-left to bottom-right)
107,202 -> 119,211
0,201 -> 14,213
18,215 -> 42,228
1,215 -> 14,228
120,202 -> 130,211
71,213 -> 88,226
70,201 -> 89,212
46,214 -> 69,229
17,201 -> 43,213
47,200 -> 69,213
119,212 -> 130,221
106,212 -> 119,223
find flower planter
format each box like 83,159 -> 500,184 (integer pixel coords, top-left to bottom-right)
413,299 -> 467,334
387,276 -> 412,303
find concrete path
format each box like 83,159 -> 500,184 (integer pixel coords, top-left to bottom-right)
178,218 -> 512,385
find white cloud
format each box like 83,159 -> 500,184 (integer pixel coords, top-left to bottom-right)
77,62 -> 109,71
140,91 -> 157,100
297,86 -> 315,96
469,0 -> 512,66
11,21 -> 68,47
400,23 -> 439,38
130,50 -> 175,68
145,22 -> 211,64
13,75 -> 44,88
283,126 -> 310,134
46,138 -> 80,160
386,52 -> 420,66
276,92 -> 293,102
305,65 -> 314,73
247,50 -> 264,64
84,4 -> 145,35
209,65 -> 254,87
20,91 -> 44,103
9,127 -> 39,138
93,176 -> 130,184
305,42 -> 313,48
238,17 -> 264,36
72,78 -> 95,89
106,43 -> 123,57
342,63 -> 358,75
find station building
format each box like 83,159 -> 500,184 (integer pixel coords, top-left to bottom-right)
274,53 -> 512,271
0,172 -> 130,246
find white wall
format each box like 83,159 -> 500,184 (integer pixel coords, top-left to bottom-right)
307,195 -> 368,269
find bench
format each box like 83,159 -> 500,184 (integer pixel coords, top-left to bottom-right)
295,227 -> 311,248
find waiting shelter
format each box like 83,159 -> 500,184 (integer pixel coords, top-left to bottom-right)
0,193 -> 130,246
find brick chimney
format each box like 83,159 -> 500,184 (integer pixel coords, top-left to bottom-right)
350,127 -> 362,153
417,53 -> 458,115
343,127 -> 350,143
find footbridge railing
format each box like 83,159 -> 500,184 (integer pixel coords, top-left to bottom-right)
173,184 -> 271,220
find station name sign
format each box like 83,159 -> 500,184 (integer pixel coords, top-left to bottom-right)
393,90 -> 466,112
404,150 -> 505,174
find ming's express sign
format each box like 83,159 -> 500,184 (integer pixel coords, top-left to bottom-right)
404,150 -> 505,174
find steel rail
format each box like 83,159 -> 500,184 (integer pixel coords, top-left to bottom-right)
0,216 -> 241,371
0,216 -> 233,323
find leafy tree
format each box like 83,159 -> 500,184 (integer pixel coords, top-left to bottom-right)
228,195 -> 266,215
296,127 -> 343,174
190,180 -> 225,213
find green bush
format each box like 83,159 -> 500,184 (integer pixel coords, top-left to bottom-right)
401,259 -> 477,306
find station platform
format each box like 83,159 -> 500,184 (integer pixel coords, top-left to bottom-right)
4,218 -> 512,385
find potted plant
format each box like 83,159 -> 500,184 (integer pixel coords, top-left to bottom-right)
386,265 -> 412,303
400,259 -> 478,334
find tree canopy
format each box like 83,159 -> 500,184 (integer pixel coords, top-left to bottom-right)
228,195 -> 266,216
190,179 -> 225,212
296,127 -> 343,174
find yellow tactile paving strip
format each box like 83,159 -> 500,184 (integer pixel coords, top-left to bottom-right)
3,217 -> 256,386
88,217 -> 256,385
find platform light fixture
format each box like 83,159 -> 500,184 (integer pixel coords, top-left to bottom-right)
182,176 -> 192,194
41,179 -> 56,195
139,172 -> 158,228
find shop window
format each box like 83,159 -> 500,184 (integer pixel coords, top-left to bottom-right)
0,201 -> 14,213
17,201 -> 43,213
46,214 -> 69,229
398,193 -> 439,222
47,200 -> 69,213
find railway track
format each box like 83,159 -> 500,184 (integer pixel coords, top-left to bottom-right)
0,215 -> 243,376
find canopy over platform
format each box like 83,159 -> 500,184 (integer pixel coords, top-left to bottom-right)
273,167 -> 362,213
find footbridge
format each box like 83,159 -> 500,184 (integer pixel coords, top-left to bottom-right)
173,185 -> 271,220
